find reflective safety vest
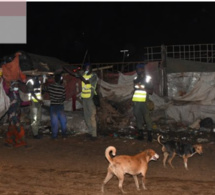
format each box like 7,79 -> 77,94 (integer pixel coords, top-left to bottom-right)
132,89 -> 147,102
81,74 -> 93,98
26,79 -> 42,102
132,75 -> 151,102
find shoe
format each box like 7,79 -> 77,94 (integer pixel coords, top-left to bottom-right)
62,135 -> 67,140
90,136 -> 97,141
24,145 -> 33,149
51,136 -> 58,140
33,135 -> 42,139
85,133 -> 92,138
147,131 -> 153,142
136,129 -> 144,140
4,143 -> 13,148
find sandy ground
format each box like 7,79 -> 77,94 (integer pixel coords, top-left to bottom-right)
0,134 -> 215,195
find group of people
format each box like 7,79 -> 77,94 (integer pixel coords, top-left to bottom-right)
4,62 -> 98,147
4,61 -> 153,147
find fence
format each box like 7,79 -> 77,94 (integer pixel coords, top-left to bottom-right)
144,44 -> 215,63
70,61 -> 145,74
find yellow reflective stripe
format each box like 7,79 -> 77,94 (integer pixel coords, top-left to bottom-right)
135,91 -> 146,94
132,90 -> 147,102
81,74 -> 92,98
133,94 -> 147,98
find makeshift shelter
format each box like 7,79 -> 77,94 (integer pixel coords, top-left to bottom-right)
163,58 -> 215,124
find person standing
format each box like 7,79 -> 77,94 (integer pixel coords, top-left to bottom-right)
132,63 -> 153,142
26,76 -> 43,139
63,63 -> 98,140
5,81 -> 27,147
43,73 -> 67,139
81,63 -> 98,139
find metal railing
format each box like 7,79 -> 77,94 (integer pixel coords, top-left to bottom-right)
144,44 -> 215,63
70,61 -> 145,73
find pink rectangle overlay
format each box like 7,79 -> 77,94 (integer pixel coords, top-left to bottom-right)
0,1 -> 26,16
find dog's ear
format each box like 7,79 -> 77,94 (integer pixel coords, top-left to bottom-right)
193,144 -> 203,154
146,149 -> 154,157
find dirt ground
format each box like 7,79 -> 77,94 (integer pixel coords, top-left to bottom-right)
0,133 -> 215,195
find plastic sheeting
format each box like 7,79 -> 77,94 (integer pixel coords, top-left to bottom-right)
99,72 -> 136,101
166,104 -> 215,124
158,72 -> 215,123
0,79 -> 10,118
170,72 -> 215,105
99,62 -> 160,101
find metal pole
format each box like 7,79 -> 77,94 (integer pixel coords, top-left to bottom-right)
161,45 -> 168,97
120,50 -> 128,72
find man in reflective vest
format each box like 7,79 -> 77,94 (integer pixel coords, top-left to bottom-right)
81,63 -> 98,140
26,76 -> 43,139
63,63 -> 98,140
132,63 -> 153,142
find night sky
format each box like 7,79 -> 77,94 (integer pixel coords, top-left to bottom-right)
1,2 -> 215,63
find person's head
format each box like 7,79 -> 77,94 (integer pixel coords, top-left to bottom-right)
83,62 -> 92,75
136,63 -> 145,75
30,76 -> 41,88
54,73 -> 63,84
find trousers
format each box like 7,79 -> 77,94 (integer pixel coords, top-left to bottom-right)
133,101 -> 152,131
82,98 -> 97,137
30,101 -> 41,136
50,104 -> 67,138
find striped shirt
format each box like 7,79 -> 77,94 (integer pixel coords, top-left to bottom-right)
43,83 -> 66,105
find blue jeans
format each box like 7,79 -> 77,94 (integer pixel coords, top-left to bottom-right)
50,105 -> 67,138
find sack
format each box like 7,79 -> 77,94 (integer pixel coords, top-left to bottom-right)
200,117 -> 213,129
0,80 -> 10,118
93,94 -> 100,107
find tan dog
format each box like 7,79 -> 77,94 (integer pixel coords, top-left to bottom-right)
101,146 -> 159,194
157,135 -> 203,170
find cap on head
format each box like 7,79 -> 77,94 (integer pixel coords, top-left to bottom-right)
136,63 -> 145,69
84,62 -> 91,68
83,62 -> 92,73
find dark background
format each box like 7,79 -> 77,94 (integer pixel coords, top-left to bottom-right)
0,2 -> 215,63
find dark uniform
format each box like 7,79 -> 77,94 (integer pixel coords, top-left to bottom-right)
132,63 -> 153,142
81,63 -> 98,138
26,76 -> 42,139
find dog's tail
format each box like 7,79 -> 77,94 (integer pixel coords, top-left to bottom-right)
105,146 -> 116,164
157,135 -> 164,146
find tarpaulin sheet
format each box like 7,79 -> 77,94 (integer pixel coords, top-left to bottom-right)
162,70 -> 215,123
99,62 -> 160,101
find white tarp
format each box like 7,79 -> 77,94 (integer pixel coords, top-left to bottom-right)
171,72 -> 215,105
99,70 -> 215,124
0,80 -> 10,118
99,72 -> 136,101
166,72 -> 215,123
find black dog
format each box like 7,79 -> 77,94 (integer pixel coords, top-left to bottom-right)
157,135 -> 203,170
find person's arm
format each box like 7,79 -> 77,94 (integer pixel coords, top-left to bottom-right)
31,90 -> 43,103
145,79 -> 153,95
134,76 -> 145,89
62,87 -> 66,102
89,73 -> 98,90
63,66 -> 89,84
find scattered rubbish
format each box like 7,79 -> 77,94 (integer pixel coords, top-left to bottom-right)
197,138 -> 209,143
189,119 -> 201,129
200,117 -> 213,129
